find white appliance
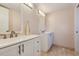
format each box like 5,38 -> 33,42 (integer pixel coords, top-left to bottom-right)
41,32 -> 54,52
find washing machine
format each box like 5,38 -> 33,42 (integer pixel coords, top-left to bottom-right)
41,32 -> 54,52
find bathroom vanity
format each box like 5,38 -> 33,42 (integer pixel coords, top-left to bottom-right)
0,35 -> 41,56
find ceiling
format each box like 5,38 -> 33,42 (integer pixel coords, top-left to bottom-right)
34,3 -> 75,14
0,3 -> 21,11
0,3 -> 75,14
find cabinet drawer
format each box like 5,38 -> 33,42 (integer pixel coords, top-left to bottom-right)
33,37 -> 41,56
33,37 -> 40,45
33,48 -> 41,56
0,44 -> 20,56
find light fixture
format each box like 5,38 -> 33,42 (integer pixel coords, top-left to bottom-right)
27,3 -> 33,8
24,3 -> 34,9
39,10 -> 45,16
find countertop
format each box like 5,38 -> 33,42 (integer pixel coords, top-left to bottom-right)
0,35 -> 40,49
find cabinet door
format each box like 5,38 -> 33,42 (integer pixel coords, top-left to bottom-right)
33,37 -> 41,56
75,4 -> 79,53
0,44 -> 19,56
21,40 -> 33,56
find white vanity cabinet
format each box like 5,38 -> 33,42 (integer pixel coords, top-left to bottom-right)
21,37 -> 41,56
0,44 -> 20,56
0,36 -> 41,56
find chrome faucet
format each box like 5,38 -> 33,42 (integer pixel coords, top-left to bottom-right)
10,31 -> 18,38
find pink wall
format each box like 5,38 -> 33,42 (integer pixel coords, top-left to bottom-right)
46,7 -> 74,49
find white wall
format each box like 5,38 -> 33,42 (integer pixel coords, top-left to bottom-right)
9,4 -> 40,35
21,4 -> 39,34
38,14 -> 46,33
46,7 -> 74,49
9,9 -> 21,32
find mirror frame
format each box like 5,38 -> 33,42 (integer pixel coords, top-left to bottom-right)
0,4 -> 10,33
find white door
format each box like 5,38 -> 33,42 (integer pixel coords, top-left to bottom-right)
0,44 -> 19,56
21,40 -> 33,56
75,4 -> 79,53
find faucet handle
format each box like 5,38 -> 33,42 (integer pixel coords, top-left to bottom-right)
10,31 -> 18,38
3,34 -> 7,39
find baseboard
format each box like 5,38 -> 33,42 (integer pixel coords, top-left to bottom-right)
53,44 -> 74,51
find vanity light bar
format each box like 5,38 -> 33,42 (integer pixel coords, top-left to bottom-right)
39,10 -> 45,16
24,3 -> 33,9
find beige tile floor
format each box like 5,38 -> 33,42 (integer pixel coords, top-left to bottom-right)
41,45 -> 77,56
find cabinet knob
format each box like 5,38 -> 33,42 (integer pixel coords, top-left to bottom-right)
76,31 -> 78,33
37,41 -> 39,43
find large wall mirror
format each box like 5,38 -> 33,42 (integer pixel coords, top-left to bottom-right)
0,5 -> 9,33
